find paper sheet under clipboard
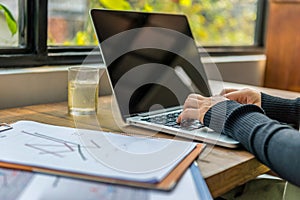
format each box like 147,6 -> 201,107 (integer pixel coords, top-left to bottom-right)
0,121 -> 205,190
0,162 -> 212,200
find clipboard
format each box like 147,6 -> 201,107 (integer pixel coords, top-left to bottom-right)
190,161 -> 213,199
0,121 -> 205,191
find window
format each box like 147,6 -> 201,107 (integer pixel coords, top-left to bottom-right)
0,0 -> 18,47
48,0 -> 263,46
48,0 -> 95,46
0,0 -> 266,68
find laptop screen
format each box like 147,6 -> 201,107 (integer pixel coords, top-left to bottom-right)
91,9 -> 211,119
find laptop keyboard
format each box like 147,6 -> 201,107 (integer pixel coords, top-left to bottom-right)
140,110 -> 204,131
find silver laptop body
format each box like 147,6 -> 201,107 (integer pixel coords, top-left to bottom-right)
91,9 -> 239,148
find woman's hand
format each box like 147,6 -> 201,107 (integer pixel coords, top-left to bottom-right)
177,88 -> 261,124
221,88 -> 261,107
177,94 -> 227,124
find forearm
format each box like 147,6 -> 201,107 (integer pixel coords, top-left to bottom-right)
228,110 -> 300,186
267,129 -> 300,186
261,93 -> 300,128
204,101 -> 300,186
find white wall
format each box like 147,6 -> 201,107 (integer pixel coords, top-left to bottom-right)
0,55 -> 266,109
203,55 -> 266,86
0,68 -> 68,109
0,66 -> 111,109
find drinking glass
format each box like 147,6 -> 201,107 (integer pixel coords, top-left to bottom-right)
68,67 -> 100,115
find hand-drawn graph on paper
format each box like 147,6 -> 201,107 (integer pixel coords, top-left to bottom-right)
21,130 -> 101,161
0,168 -> 34,200
0,121 -> 197,188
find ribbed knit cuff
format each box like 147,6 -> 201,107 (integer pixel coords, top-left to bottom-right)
261,93 -> 300,128
203,100 -> 265,151
203,101 -> 264,133
203,100 -> 242,135
204,98 -> 298,168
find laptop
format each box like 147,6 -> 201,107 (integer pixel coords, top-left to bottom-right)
90,9 -> 239,148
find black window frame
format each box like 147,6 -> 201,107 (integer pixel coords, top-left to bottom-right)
0,0 -> 267,68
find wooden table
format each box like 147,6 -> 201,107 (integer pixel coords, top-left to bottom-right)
1,82 -> 299,198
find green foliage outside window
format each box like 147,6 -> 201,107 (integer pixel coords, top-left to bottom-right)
0,3 -> 17,36
57,0 -> 257,46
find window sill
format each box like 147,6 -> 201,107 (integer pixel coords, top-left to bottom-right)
202,54 -> 266,64
0,64 -> 106,75
0,55 -> 266,109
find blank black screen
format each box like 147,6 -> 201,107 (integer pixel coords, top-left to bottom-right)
91,9 -> 211,118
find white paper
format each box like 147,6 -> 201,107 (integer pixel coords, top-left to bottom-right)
15,167 -> 201,200
0,121 -> 196,183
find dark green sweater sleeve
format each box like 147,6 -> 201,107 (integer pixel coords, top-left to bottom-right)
204,100 -> 300,187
